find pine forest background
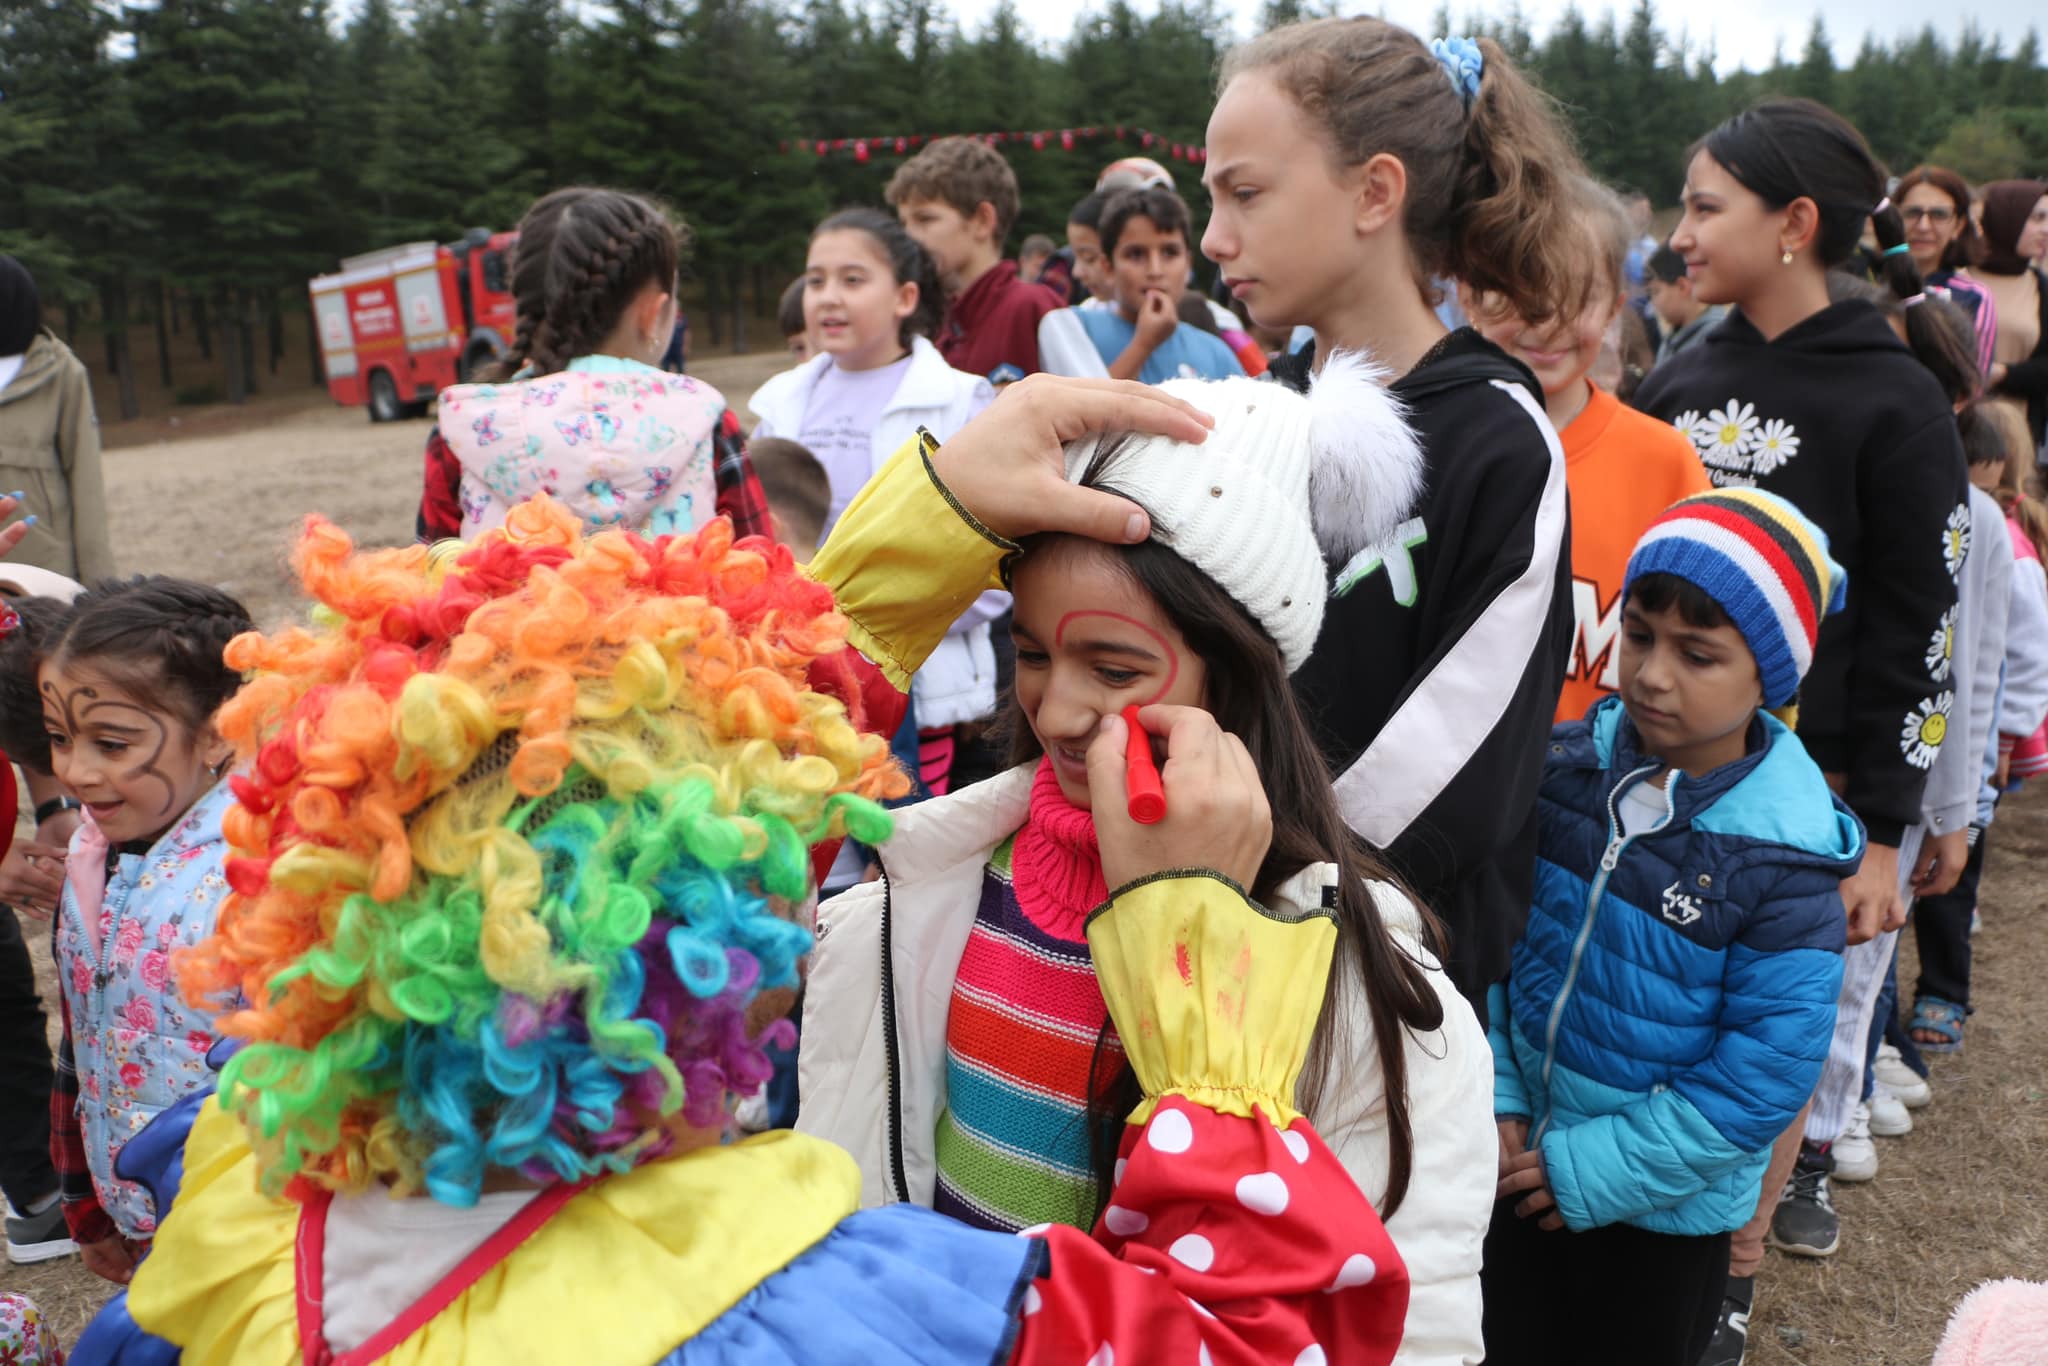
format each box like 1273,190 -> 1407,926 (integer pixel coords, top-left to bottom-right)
5,0 -> 2048,415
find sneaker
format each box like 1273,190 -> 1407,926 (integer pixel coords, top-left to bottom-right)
4,1197 -> 77,1265
1832,1105 -> 1879,1181
1697,1274 -> 1754,1366
1770,1141 -> 1840,1257
1874,1042 -> 1931,1108
1868,1081 -> 1914,1137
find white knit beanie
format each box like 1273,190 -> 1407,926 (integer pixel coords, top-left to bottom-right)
1061,351 -> 1426,673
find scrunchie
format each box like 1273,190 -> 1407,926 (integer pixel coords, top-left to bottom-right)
1430,36 -> 1485,109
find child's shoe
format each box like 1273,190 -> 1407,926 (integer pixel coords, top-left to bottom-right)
1697,1273 -> 1753,1366
1867,1081 -> 1914,1137
1769,1141 -> 1840,1257
1874,1042 -> 1932,1108
3,1197 -> 76,1265
1831,1105 -> 1879,1181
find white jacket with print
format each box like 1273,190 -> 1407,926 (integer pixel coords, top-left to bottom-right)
797,763 -> 1498,1366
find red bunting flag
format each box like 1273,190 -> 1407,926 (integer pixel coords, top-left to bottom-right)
792,126 -> 1201,162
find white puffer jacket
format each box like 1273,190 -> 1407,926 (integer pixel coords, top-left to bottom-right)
798,764 -> 1497,1366
750,338 -> 1002,730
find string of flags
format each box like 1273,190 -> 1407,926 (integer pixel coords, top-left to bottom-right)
781,126 -> 1206,164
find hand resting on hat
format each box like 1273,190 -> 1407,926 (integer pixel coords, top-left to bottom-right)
927,374 -> 1212,545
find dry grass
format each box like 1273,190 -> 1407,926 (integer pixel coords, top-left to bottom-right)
1742,789 -> 2048,1364
5,365 -> 2047,1356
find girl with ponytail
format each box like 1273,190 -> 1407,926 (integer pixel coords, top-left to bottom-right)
1201,19 -> 1580,1027
415,187 -> 772,544
1632,99 -> 1972,1314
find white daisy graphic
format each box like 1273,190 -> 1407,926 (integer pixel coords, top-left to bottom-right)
1672,410 -> 1703,449
1925,605 -> 1957,682
1942,503 -> 1971,580
1699,400 -> 1759,471
1748,418 -> 1801,475
1900,691 -> 1954,770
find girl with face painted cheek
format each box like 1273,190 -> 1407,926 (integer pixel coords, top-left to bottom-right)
1201,22 -> 1588,1030
27,576 -> 252,1287
802,362 -> 1508,1366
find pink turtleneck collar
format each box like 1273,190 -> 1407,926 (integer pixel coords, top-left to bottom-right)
1008,759 -> 1108,942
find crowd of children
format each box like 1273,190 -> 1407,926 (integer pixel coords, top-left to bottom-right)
3,14 -> 2048,1366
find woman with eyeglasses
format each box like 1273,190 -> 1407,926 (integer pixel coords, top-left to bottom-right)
1896,165 -> 1999,379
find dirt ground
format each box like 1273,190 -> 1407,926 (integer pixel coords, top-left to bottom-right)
91,348 -> 795,629
5,366 -> 2047,1358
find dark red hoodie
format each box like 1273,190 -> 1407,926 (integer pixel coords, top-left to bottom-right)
935,261 -> 1062,379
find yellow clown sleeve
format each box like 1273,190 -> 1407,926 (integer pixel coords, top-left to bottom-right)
1085,872 -> 1338,1130
806,431 -> 1014,691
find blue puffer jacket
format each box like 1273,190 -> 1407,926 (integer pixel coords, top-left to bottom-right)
1488,696 -> 1861,1236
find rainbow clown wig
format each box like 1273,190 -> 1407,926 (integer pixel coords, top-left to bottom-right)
176,499 -> 906,1207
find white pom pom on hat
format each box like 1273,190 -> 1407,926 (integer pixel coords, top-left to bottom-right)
1061,350 -> 1426,673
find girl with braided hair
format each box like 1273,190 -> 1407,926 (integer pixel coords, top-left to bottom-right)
417,186 -> 773,543
27,576 -> 253,1286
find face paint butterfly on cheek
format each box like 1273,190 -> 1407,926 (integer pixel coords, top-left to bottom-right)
555,415 -> 594,446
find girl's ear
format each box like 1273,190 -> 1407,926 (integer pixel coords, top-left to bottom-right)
1352,152 -> 1408,238
632,283 -> 674,349
1780,196 -> 1823,259
201,727 -> 234,776
894,277 -> 919,324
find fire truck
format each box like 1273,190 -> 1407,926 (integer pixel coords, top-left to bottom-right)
308,228 -> 518,421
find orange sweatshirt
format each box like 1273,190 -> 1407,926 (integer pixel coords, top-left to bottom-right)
1555,384 -> 1714,725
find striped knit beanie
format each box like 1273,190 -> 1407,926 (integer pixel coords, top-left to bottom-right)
1624,489 -> 1847,708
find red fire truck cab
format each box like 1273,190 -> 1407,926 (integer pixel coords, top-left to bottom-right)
309,228 -> 518,422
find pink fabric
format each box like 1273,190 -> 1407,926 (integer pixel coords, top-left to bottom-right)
1934,1279 -> 2048,1366
1009,759 -> 1109,941
2006,516 -> 2048,776
2008,514 -> 2041,565
66,810 -> 110,928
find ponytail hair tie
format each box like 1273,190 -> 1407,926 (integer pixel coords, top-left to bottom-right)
1873,196 -> 1892,216
1429,36 -> 1485,109
1901,293 -> 1928,307
1882,243 -> 1911,258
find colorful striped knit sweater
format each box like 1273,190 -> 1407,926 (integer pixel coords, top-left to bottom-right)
932,764 -> 1122,1233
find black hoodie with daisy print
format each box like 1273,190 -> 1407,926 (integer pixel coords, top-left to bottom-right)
1633,299 -> 1970,846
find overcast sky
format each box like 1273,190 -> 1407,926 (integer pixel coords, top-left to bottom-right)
959,0 -> 2040,76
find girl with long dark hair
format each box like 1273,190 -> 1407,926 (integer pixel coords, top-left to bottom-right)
800,362 -> 1498,1366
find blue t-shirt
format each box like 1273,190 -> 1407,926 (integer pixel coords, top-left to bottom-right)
1075,309 -> 1245,384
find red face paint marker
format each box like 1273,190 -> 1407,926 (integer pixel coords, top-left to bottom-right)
1122,705 -> 1166,825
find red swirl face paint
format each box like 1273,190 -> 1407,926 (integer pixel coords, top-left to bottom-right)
1053,610 -> 1181,704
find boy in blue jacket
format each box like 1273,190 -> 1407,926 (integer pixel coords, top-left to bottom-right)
1481,489 -> 1863,1366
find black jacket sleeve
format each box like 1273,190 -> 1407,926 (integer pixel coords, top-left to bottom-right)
1841,411 -> 1970,845
1331,397 -> 1573,968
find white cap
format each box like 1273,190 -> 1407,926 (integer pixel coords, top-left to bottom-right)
1061,352 -> 1425,673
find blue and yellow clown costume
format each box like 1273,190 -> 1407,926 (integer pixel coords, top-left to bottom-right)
74,443 -> 1411,1366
